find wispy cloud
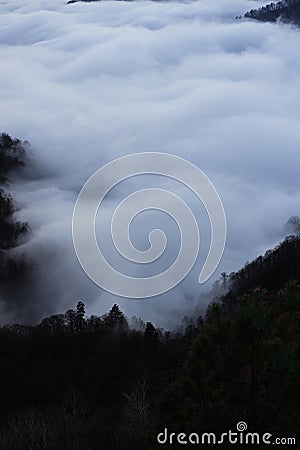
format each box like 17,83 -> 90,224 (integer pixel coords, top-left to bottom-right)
1,0 -> 299,327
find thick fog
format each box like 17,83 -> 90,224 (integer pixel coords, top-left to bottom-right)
1,0 -> 300,327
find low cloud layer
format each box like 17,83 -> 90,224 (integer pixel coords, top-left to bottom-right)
1,0 -> 300,327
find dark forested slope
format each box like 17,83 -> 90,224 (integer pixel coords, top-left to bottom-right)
0,235 -> 299,449
0,133 -> 28,281
224,233 -> 300,296
243,0 -> 300,26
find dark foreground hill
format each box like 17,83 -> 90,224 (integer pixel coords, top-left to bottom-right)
0,233 -> 299,448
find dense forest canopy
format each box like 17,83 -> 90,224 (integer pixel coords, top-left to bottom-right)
222,232 -> 300,298
0,235 -> 299,448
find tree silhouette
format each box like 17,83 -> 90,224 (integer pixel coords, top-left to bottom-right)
103,304 -> 128,332
75,301 -> 86,332
65,309 -> 76,334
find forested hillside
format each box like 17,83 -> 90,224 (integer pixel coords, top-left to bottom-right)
0,133 -> 28,282
243,0 -> 300,25
0,235 -> 299,448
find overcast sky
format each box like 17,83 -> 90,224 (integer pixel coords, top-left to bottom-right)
1,0 -> 300,327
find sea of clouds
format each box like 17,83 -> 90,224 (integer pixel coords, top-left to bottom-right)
0,0 -> 300,327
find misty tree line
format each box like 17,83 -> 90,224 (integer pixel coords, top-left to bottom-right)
0,133 -> 27,181
3,300 -> 168,339
0,300 -> 191,450
242,0 -> 300,25
220,233 -> 300,303
0,133 -> 29,282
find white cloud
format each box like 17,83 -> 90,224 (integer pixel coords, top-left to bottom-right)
0,0 -> 300,327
